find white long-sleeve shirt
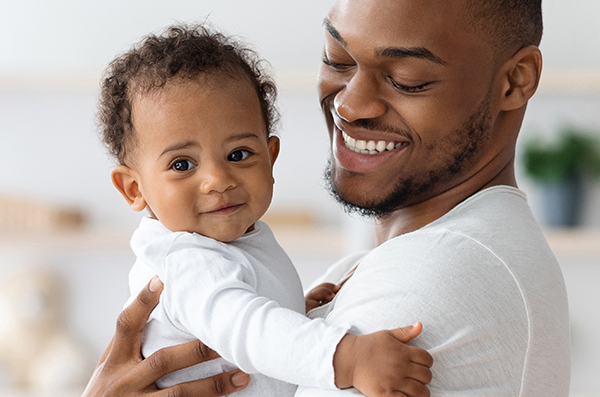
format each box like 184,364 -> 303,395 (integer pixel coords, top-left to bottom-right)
127,219 -> 349,395
297,186 -> 571,396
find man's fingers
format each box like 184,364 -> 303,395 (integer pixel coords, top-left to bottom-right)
111,276 -> 163,362
136,340 -> 221,384
96,337 -> 114,367
155,370 -> 250,397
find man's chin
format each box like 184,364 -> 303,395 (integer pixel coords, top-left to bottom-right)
323,161 -> 394,219
324,157 -> 434,219
331,191 -> 381,218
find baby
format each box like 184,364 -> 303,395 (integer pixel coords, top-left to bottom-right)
98,24 -> 432,396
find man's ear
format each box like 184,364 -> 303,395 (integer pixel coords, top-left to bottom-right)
499,45 -> 543,111
111,165 -> 147,212
268,135 -> 280,167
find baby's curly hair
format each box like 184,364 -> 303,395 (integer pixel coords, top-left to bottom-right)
98,23 -> 279,165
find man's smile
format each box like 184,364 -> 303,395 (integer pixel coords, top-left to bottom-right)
328,108 -> 412,156
341,130 -> 407,154
332,124 -> 411,175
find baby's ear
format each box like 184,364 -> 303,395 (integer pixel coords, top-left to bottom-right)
111,165 -> 147,212
268,135 -> 280,166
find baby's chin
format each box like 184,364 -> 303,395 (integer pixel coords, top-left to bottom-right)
189,223 -> 256,243
157,215 -> 254,242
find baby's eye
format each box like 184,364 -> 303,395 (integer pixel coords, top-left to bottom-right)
228,150 -> 251,162
171,159 -> 196,172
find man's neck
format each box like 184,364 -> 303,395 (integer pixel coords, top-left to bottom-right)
374,159 -> 517,245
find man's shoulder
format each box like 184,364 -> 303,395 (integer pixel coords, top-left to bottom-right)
354,227 -> 525,302
372,185 -> 556,273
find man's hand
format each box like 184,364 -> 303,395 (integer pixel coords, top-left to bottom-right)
333,322 -> 433,397
81,276 -> 250,397
305,282 -> 341,313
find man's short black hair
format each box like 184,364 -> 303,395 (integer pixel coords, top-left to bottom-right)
98,23 -> 278,165
465,0 -> 543,60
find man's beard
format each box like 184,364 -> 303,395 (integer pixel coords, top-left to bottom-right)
324,93 -> 492,219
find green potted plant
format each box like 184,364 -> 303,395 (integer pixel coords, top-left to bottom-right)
523,126 -> 600,227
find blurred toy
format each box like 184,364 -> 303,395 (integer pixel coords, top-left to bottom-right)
0,269 -> 93,391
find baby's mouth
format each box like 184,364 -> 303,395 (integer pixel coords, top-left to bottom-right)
205,203 -> 243,215
341,130 -> 406,154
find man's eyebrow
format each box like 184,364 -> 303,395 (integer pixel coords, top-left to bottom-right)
323,18 -> 346,45
323,17 -> 445,66
377,47 -> 447,66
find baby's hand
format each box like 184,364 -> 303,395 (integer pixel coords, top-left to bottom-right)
334,322 -> 433,397
305,283 -> 340,313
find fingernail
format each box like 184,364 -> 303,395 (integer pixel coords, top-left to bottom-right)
232,371 -> 249,387
149,275 -> 163,292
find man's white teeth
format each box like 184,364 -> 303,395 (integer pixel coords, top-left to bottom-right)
342,131 -> 402,154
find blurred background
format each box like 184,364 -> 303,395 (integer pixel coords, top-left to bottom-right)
0,0 -> 598,395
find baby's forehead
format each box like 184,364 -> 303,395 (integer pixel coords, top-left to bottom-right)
128,74 -> 268,148
135,71 -> 255,99
130,74 -> 260,124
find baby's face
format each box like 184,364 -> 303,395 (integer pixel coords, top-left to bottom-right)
129,77 -> 278,242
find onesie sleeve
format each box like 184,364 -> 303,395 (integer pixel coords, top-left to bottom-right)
159,240 -> 349,390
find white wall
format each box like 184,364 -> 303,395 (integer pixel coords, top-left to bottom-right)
0,0 -> 335,77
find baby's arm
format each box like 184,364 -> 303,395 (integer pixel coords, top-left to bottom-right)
306,283 -> 433,395
334,323 -> 433,396
163,249 -> 432,394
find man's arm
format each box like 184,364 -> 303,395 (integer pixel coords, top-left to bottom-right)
81,276 -> 250,397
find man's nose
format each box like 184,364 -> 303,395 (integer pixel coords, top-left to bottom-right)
200,165 -> 236,194
333,70 -> 387,123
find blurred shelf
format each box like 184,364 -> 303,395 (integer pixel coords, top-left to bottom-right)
269,225 -> 344,257
539,68 -> 600,94
0,224 -> 596,262
544,228 -> 600,259
0,228 -> 131,256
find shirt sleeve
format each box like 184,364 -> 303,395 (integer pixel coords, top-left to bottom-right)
158,242 -> 350,390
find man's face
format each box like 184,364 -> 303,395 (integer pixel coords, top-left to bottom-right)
318,0 -> 504,217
